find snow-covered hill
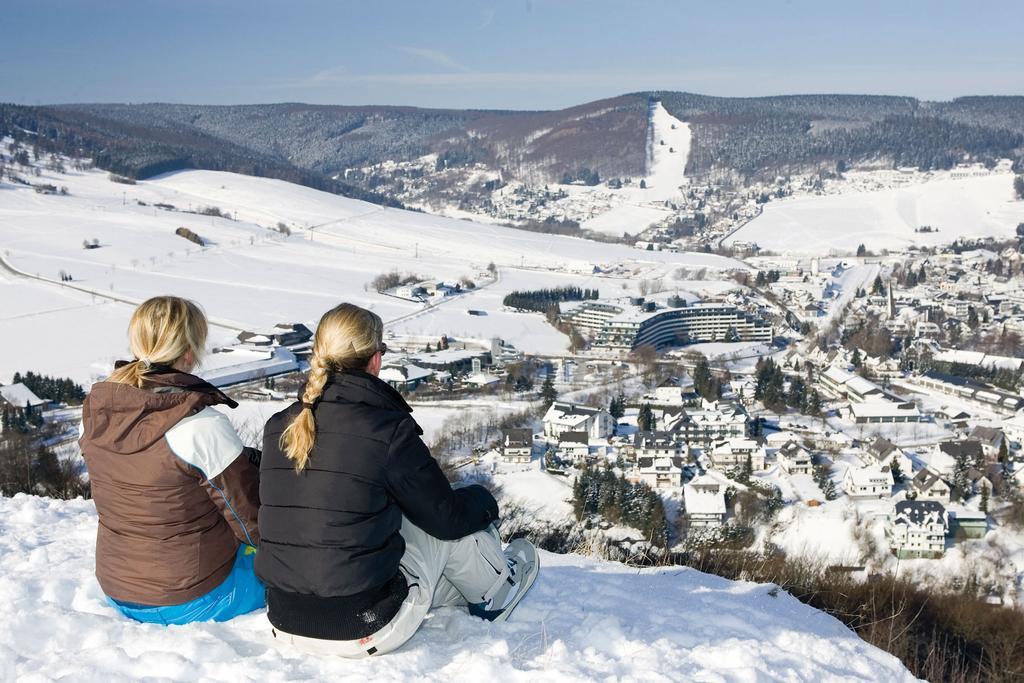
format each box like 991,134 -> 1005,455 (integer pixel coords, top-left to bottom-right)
0,159 -> 743,385
0,494 -> 917,682
725,171 -> 1024,255
581,102 -> 691,236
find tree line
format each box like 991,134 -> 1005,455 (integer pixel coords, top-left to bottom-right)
503,286 -> 599,315
11,371 -> 85,405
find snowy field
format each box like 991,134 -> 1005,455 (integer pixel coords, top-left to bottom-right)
0,158 -> 742,385
0,269 -> 137,383
666,341 -> 774,374
725,172 -> 1024,255
0,494 -> 918,682
581,102 -> 691,236
764,494 -> 1024,595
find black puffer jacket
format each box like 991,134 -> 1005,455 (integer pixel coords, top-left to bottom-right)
256,369 -> 499,640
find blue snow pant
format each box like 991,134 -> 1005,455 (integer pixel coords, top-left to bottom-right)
107,544 -> 265,625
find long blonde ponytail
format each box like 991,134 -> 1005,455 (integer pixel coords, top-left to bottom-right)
279,303 -> 384,472
108,296 -> 208,388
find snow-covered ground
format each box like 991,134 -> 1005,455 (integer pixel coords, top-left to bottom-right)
492,459 -> 576,524
0,493 -> 918,682
0,159 -> 742,385
725,172 -> 1024,255
581,102 -> 691,236
666,341 -> 774,374
764,493 -> 1024,597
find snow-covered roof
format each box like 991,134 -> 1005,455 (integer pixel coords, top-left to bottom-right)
464,372 -> 500,386
849,400 -> 920,419
0,383 -> 47,407
894,499 -> 946,526
712,437 -> 758,453
380,363 -> 434,383
844,464 -> 891,487
638,456 -> 682,472
684,478 -> 726,515
201,347 -> 299,388
545,402 -> 607,423
410,348 -> 487,364
845,375 -> 881,397
1003,411 -> 1024,430
821,365 -> 854,385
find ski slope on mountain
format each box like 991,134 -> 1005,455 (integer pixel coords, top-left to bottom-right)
581,102 -> 691,236
0,161 -> 742,384
0,494 -> 917,682
724,172 -> 1024,255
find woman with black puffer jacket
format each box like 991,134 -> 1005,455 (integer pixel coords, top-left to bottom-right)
257,302 -> 539,658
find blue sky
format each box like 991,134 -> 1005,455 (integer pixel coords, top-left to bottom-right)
2,0 -> 1021,109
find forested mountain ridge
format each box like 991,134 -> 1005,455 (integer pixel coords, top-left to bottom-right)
2,92 -> 1021,207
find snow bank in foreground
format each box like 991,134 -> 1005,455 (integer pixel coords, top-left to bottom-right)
0,495 -> 917,682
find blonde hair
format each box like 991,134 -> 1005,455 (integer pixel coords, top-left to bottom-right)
280,303 -> 384,472
108,296 -> 208,388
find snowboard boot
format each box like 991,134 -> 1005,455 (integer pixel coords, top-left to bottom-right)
468,537 -> 540,623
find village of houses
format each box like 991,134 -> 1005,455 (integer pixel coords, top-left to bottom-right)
4,233 -> 1024,600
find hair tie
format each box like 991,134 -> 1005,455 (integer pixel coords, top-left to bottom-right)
136,358 -> 152,370
301,401 -> 316,411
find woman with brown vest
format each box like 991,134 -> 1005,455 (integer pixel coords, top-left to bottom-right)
79,296 -> 263,625
257,303 -> 540,657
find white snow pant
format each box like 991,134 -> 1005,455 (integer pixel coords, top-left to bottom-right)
271,517 -> 510,658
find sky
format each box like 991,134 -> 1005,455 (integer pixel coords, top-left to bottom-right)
2,0 -> 1022,110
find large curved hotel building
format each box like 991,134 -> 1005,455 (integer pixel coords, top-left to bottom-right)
566,299 -> 773,353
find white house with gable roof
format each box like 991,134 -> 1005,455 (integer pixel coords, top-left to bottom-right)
843,464 -> 892,499
683,474 -> 727,528
543,402 -> 614,440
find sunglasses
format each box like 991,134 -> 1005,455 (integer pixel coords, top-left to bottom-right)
378,342 -> 388,357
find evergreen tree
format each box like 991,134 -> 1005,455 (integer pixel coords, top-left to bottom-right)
609,394 -> 625,419
786,376 -> 806,410
540,373 -> 558,409
813,462 -> 837,500
804,390 -> 822,417
755,358 -> 785,410
637,403 -> 655,432
951,452 -> 971,502
889,458 -> 904,484
871,275 -> 884,295
737,452 -> 753,484
693,354 -> 719,400
979,483 -> 990,514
